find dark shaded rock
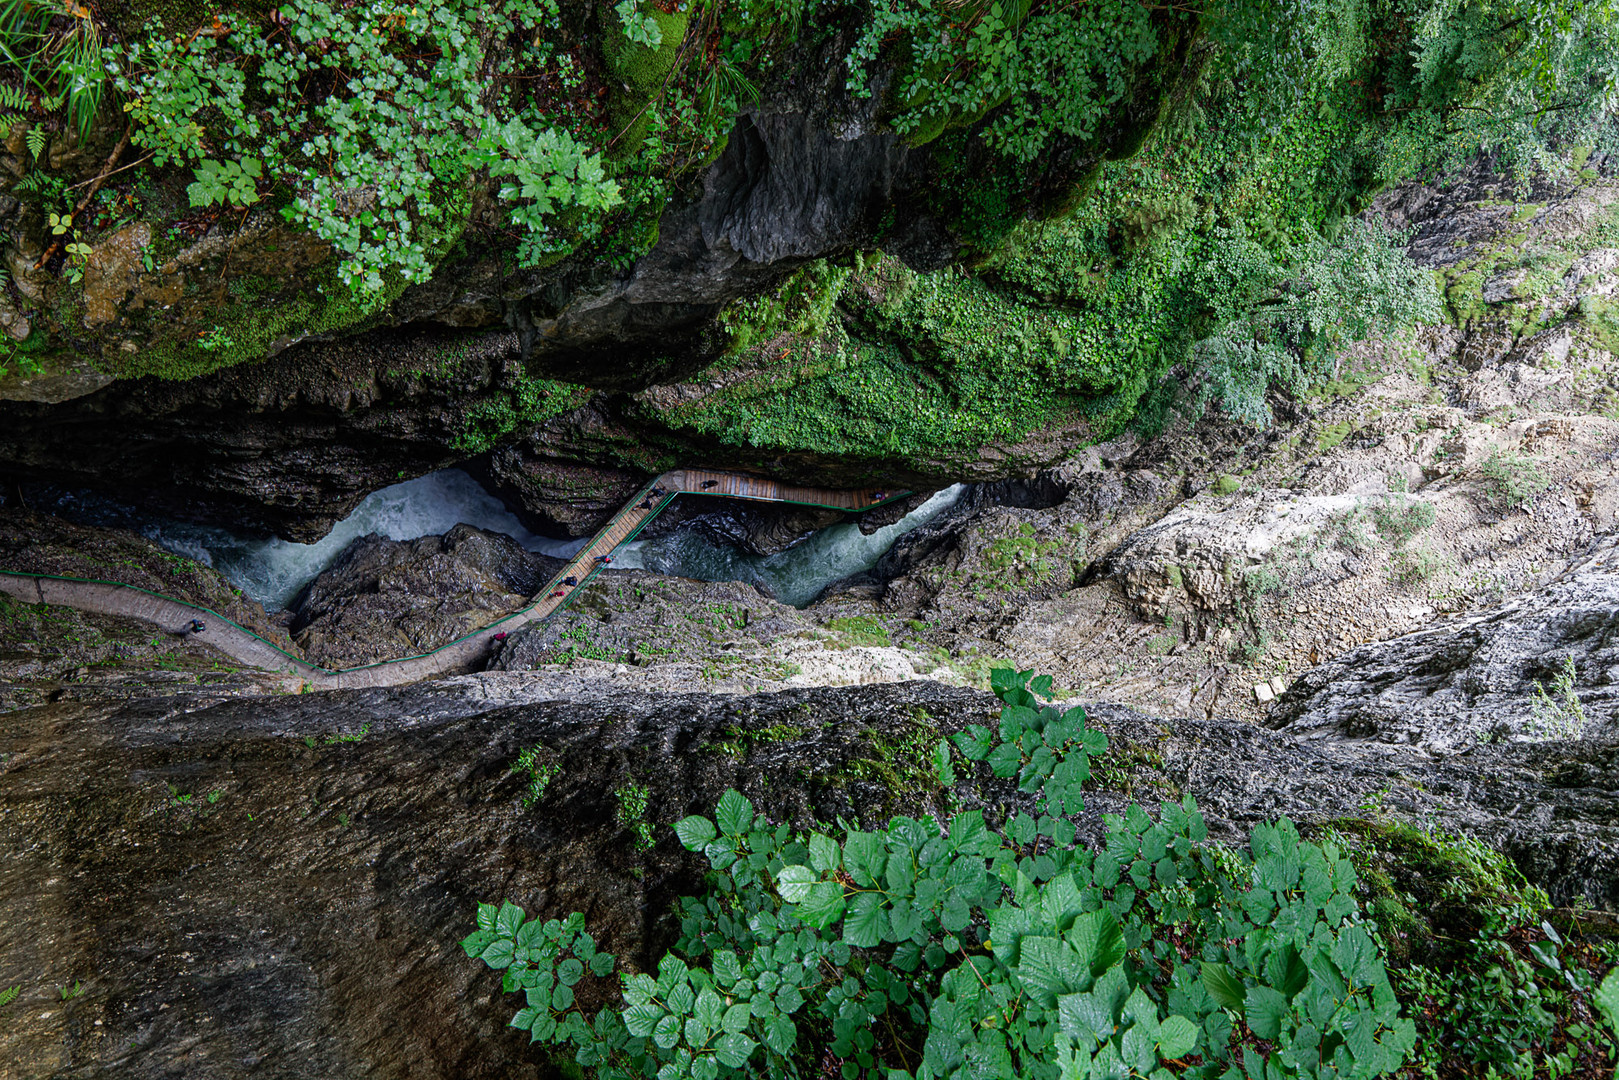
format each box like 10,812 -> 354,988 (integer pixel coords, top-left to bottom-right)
290,524 -> 565,668
2,675 -> 1615,1076
638,496 -> 846,556
1269,538 -> 1619,749
470,442 -> 649,538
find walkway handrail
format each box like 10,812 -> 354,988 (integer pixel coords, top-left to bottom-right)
0,471 -> 910,690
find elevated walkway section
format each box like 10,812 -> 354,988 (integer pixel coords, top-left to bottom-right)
0,471 -> 908,690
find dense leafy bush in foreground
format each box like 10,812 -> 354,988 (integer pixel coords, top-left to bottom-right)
466,670 -> 1429,1078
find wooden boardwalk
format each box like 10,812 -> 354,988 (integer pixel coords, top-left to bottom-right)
0,470 -> 909,691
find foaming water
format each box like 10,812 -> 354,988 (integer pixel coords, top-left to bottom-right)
33,471 -> 962,612
613,484 -> 965,607
35,470 -> 588,611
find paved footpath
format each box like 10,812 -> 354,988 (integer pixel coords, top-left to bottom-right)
0,470 -> 907,691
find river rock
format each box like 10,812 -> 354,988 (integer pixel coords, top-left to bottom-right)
291,524 -> 564,668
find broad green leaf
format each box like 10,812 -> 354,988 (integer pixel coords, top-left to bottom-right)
652,1013 -> 681,1049
675,816 -> 717,850
844,832 -> 886,885
809,833 -> 841,873
952,725 -> 994,761
843,891 -> 885,949
987,741 -> 1023,778
480,938 -> 515,968
695,986 -> 725,1028
716,790 -> 754,837
1244,985 -> 1288,1041
1201,962 -> 1247,1011
495,901 -> 524,938
1158,1014 -> 1198,1058
515,919 -> 544,949
1596,967 -> 1619,1035
624,1002 -> 664,1037
723,1002 -> 751,1033
1017,935 -> 1086,1006
476,902 -> 498,932
1273,943 -> 1309,1000
934,739 -> 956,785
713,950 -> 742,987
1058,990 -> 1116,1042
460,929 -> 495,957
797,881 -> 846,929
764,1014 -> 796,1054
776,865 -> 817,903
715,1031 -> 757,1068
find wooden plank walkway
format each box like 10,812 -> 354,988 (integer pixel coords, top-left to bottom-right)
0,470 -> 909,691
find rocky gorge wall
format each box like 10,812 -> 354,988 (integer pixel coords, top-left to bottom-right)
1,675 -> 1614,1078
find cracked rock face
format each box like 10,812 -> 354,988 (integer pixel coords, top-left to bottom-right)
1268,538 -> 1619,749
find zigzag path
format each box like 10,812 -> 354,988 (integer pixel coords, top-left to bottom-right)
0,469 -> 909,691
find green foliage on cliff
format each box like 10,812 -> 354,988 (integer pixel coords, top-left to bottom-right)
111,0 -> 623,291
466,667 -> 1420,1079
0,0 -> 1613,408
670,0 -> 1610,460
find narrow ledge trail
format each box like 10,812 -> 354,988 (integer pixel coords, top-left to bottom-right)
0,470 -> 909,691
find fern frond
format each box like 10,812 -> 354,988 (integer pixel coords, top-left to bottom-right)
24,125 -> 43,162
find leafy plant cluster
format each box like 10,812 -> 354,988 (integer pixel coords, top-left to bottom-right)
661,0 -> 1613,460
0,0 -> 101,140
1323,816 -> 1619,1077
109,0 -> 620,291
466,668 -> 1420,1078
845,0 -> 1166,162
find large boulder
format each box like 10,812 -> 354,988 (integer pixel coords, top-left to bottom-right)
290,524 -> 564,668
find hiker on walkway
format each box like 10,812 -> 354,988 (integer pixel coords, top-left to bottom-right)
871,491 -> 887,503
549,589 -> 566,599
638,499 -> 653,510
594,554 -> 613,565
178,618 -> 206,636
701,479 -> 719,489
563,576 -> 578,586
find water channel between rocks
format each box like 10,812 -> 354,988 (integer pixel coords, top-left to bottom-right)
33,471 -> 964,612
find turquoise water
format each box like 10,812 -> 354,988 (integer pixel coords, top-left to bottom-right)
38,471 -> 960,611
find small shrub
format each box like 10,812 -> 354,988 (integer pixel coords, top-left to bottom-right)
514,746 -> 560,806
824,615 -> 891,648
1334,507 -> 1376,552
1371,495 -> 1436,547
1389,545 -> 1449,587
614,782 -> 654,852
1527,656 -> 1587,739
1475,451 -> 1549,512
1213,473 -> 1241,495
